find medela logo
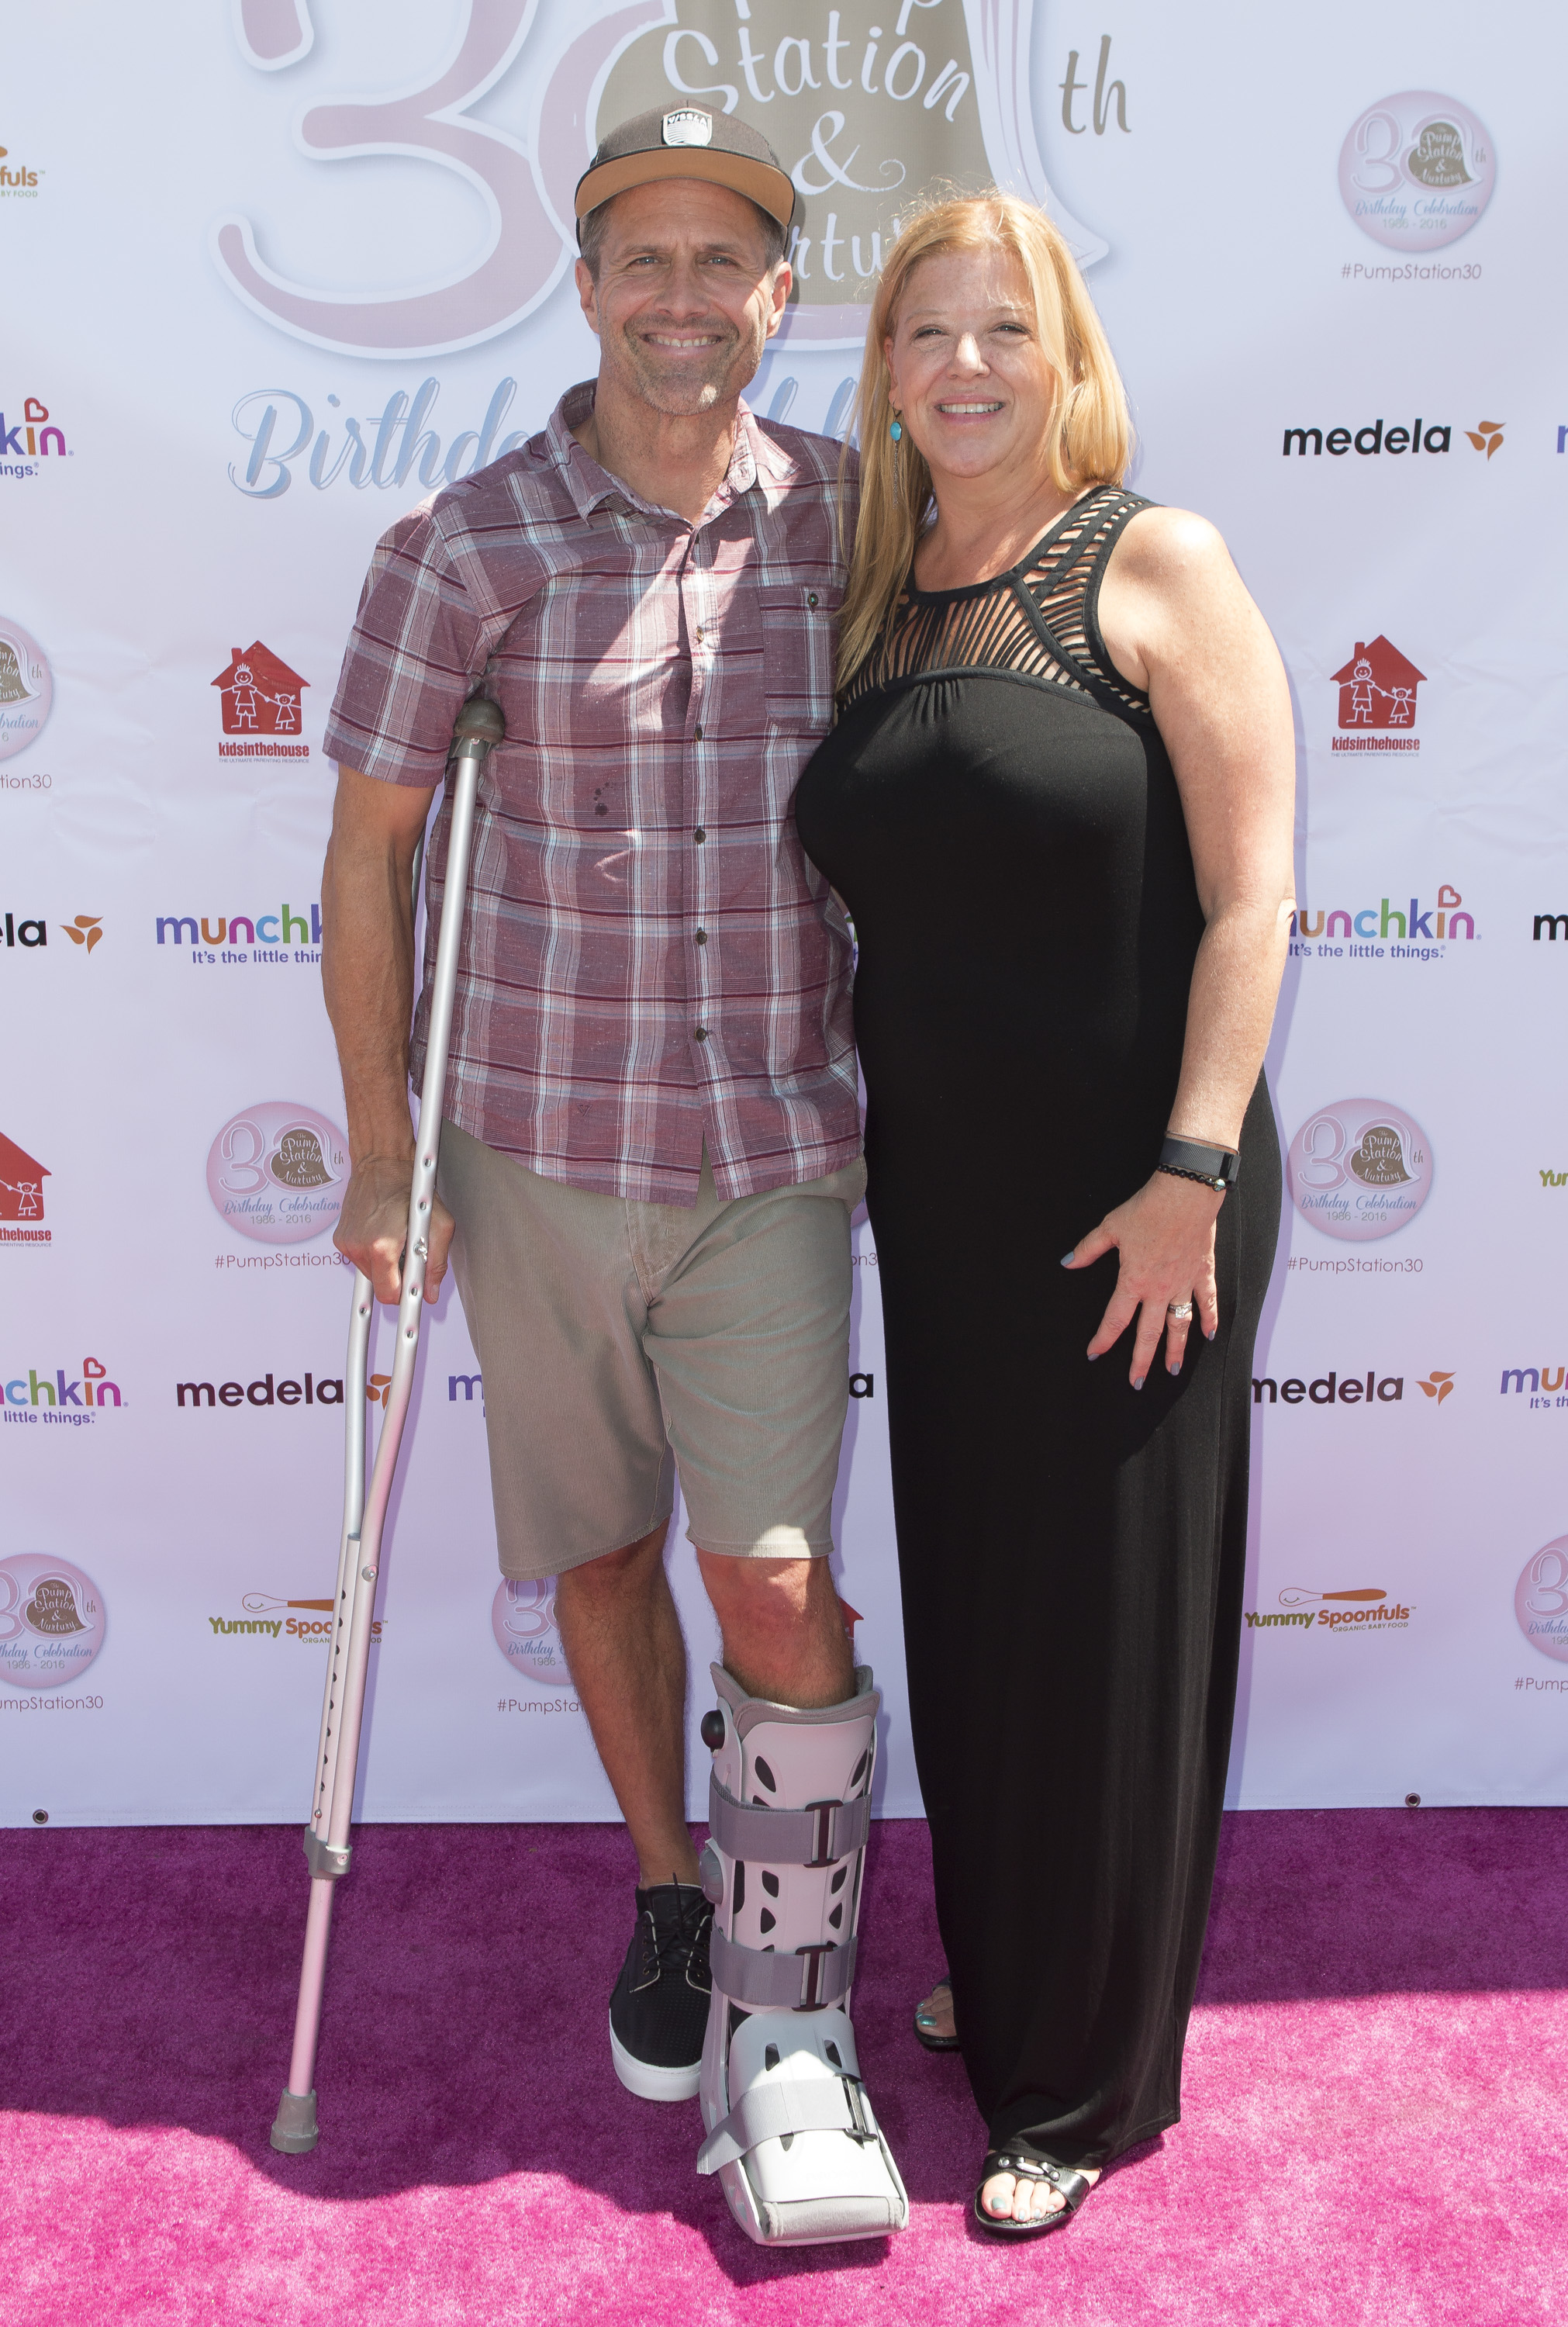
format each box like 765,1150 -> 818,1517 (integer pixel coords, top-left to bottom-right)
2,1357 -> 121,1426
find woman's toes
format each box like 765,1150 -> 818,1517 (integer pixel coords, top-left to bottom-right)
917,1981 -> 956,2040
981,2172 -> 1014,2218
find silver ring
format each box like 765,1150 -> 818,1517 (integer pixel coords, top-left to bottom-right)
1166,1301 -> 1193,1319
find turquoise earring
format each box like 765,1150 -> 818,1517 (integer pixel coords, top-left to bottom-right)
889,413 -> 903,443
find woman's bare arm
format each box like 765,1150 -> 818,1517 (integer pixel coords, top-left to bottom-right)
1063,509 -> 1296,1386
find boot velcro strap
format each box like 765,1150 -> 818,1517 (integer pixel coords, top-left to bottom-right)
707,1775 -> 871,1867
697,2073 -> 878,2173
710,1928 -> 857,2010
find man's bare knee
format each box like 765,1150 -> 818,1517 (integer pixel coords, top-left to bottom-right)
555,1523 -> 670,1611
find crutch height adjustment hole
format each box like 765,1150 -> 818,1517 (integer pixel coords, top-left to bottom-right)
32,1809 -> 48,1824
700,1710 -> 725,1751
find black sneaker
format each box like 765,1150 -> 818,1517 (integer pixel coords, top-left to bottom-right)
608,1882 -> 713,2101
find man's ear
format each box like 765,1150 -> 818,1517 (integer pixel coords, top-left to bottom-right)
763,262 -> 793,339
575,257 -> 601,337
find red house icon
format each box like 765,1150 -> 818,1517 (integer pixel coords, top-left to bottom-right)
1331,637 -> 1426,731
211,641 -> 309,737
0,1132 -> 50,1222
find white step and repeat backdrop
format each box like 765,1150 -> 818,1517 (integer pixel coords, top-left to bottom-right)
5,1 -> 1566,1824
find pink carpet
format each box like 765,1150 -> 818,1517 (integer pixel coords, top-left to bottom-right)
3,1809 -> 1566,2325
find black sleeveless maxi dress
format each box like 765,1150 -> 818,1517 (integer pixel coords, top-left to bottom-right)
793,486 -> 1280,2167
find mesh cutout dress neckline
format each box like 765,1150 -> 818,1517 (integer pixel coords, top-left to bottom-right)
840,483 -> 1154,721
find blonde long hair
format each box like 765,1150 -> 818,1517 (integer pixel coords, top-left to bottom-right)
836,192 -> 1134,690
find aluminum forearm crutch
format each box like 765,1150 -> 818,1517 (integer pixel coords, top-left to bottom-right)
271,691 -> 505,2156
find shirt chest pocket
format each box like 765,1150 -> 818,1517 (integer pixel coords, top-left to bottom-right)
759,585 -> 844,735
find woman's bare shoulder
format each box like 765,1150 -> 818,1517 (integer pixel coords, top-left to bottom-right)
1110,503 -> 1234,588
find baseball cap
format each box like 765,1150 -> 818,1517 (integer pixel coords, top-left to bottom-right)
575,105 -> 796,238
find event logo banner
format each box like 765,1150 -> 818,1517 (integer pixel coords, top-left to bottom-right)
212,0 -> 1106,361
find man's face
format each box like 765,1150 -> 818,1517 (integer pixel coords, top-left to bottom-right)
576,179 -> 790,418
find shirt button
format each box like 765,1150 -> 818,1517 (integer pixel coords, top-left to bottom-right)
693,828 -> 706,844
695,928 -> 707,945
807,592 -> 819,607
694,1025 -> 709,1042
694,724 -> 704,741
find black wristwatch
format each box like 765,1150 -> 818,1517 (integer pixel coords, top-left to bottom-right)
1157,1135 -> 1239,1193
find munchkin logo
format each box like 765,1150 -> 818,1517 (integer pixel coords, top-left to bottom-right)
230,379 -> 528,500
2,1357 -> 122,1426
1290,885 -> 1474,961
1500,1365 -> 1568,1414
0,396 -> 67,462
157,905 -> 321,966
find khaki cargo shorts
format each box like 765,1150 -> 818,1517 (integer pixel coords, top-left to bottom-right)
439,1125 -> 866,1581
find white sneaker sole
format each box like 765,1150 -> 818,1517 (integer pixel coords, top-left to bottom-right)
609,2014 -> 703,2103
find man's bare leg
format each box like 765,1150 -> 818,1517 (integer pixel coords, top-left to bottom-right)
554,1525 -> 699,1888
694,1550 -> 853,1709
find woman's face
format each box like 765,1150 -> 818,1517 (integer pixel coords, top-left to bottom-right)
884,247 -> 1058,489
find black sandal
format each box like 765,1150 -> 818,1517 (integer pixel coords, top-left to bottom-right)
912,1975 -> 961,2053
972,2141 -> 1093,2240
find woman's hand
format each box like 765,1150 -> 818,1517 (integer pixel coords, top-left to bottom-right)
1062,1175 -> 1223,1387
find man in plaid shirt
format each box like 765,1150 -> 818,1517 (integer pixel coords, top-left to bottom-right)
320,109 -> 905,2242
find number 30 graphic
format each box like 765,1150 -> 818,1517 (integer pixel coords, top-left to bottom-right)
213,0 -> 668,357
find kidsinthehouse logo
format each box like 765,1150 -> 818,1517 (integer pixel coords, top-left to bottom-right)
0,397 -> 69,481
1498,1363 -> 1568,1415
212,642 -> 310,757
1290,884 -> 1474,965
0,1131 -> 50,1243
1245,1585 -> 1412,1637
2,1357 -> 123,1427
1331,637 -> 1424,749
157,904 -> 321,968
1283,417 -> 1451,459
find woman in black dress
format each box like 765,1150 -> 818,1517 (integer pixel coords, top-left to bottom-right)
793,195 -> 1294,2239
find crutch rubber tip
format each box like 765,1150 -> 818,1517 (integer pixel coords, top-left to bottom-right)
270,2087 -> 319,2154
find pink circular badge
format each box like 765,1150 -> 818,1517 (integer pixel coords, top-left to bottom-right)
1516,1537 -> 1568,1665
206,1101 -> 348,1244
1339,92 -> 1495,251
0,1553 -> 106,1690
1287,1098 -> 1432,1243
0,617 -> 53,761
492,1578 -> 574,1689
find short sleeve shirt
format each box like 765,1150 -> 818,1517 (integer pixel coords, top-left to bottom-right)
323,382 -> 859,1205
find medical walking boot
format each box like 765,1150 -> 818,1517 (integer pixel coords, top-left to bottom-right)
696,1664 -> 909,2246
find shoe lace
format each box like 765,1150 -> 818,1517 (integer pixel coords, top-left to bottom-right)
637,1886 -> 713,1993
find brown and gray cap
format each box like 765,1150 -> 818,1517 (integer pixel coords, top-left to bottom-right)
574,105 -> 796,240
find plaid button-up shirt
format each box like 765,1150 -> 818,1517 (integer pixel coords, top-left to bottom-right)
324,382 -> 858,1205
